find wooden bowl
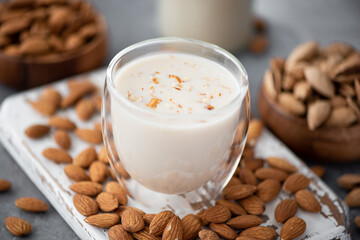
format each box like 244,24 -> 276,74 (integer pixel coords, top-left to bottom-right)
0,16 -> 107,89
258,84 -> 360,162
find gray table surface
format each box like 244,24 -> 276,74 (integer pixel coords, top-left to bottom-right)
0,0 -> 360,239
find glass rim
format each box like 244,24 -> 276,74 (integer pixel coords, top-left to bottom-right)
106,37 -> 249,120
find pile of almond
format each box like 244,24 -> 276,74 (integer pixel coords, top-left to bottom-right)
263,41 -> 360,130
0,0 -> 100,58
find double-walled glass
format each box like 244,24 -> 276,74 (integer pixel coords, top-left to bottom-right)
102,38 -> 250,215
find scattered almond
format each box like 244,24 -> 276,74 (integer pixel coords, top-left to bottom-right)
355,216 -> 360,229
143,214 -> 156,225
283,173 -> 311,193
29,100 -> 57,116
247,119 -> 264,147
182,214 -> 202,240
239,168 -> 258,186
15,197 -> 49,212
73,147 -> 97,168
226,215 -> 262,229
75,128 -> 102,144
121,209 -> 145,233
256,179 -> 281,202
105,181 -> 128,205
25,124 -> 50,138
64,164 -> 90,181
89,161 -> 108,183
116,206 -> 145,218
215,200 -> 247,216
163,216 -> 183,240
149,210 -> 175,236
84,213 -> 119,228
239,226 -> 276,240
48,116 -> 77,130
266,157 -> 297,173
108,225 -> 133,240
204,205 -> 231,223
310,165 -> 326,178
255,168 -> 289,182
274,199 -> 298,223
98,145 -> 109,164
240,158 -> 264,171
222,184 -> 257,200
198,229 -> 220,240
96,192 -> 118,212
76,98 -> 95,121
54,129 -> 71,149
196,209 -> 209,226
295,189 -> 321,212
280,217 -> 306,240
42,147 -> 72,163
69,181 -> 102,196
0,179 -> 11,192
239,195 -> 265,215
337,174 -> 360,189
344,188 -> 360,207
133,227 -> 159,240
41,87 -> 62,108
209,223 -> 237,240
5,217 -> 32,236
73,194 -> 99,216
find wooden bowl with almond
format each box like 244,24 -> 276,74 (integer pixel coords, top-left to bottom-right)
258,41 -> 360,162
0,0 -> 107,89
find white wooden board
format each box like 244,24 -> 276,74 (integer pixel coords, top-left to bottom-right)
0,69 -> 351,240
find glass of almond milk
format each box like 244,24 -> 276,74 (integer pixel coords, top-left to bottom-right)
102,38 -> 250,215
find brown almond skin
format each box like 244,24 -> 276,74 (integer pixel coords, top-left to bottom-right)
41,87 -> 62,107
247,119 -> 264,147
226,215 -> 262,229
76,98 -> 95,121
89,161 -> 108,183
209,223 -> 237,240
344,188 -> 360,207
238,168 -> 257,186
5,217 -> 32,236
105,181 -> 128,205
116,206 -> 145,218
84,213 -> 119,228
149,210 -> 175,236
222,184 -> 257,200
274,199 -> 298,223
143,214 -> 156,225
337,174 -> 360,189
283,173 -> 310,193
163,216 -> 183,240
256,179 -> 281,202
64,164 -> 90,182
25,124 -> 50,138
198,229 -> 220,240
108,225 -> 133,240
266,157 -> 297,173
255,168 -> 289,182
239,226 -> 276,240
240,158 -> 264,171
75,128 -> 102,144
98,146 -> 109,164
96,192 -> 119,212
29,100 -> 57,116
295,190 -> 321,212
280,217 -> 306,240
310,165 -> 326,178
133,227 -> 159,240
196,209 -> 209,226
61,81 -> 96,108
15,197 -> 48,212
0,179 -> 11,192
239,195 -> 265,215
182,214 -> 202,240
69,181 -> 102,196
121,209 -> 145,233
54,130 -> 71,149
354,216 -> 360,228
42,148 -> 72,163
49,116 -> 77,130
204,205 -> 231,223
215,200 -> 247,216
73,194 -> 99,217
74,147 -> 97,168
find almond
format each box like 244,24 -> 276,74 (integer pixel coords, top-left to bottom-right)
108,225 -> 133,240
239,226 -> 276,240
255,168 -> 288,182
337,174 -> 360,189
89,161 -> 108,183
25,124 -> 49,138
286,41 -> 318,70
236,237 -> 259,240
238,168 -> 257,186
96,192 -> 118,212
0,179 -> 11,192
98,145 -> 109,164
20,37 -> 50,55
310,165 -> 326,178
282,74 -> 297,91
226,215 -> 262,229
270,58 -> 284,94
65,34 -> 84,51
322,42 -> 354,57
49,116 -> 77,130
143,214 -> 156,225
240,158 -> 264,171
305,66 -> 335,98
227,177 -> 242,186
215,200 -> 247,216
344,188 -> 360,207
196,209 -> 209,226
75,128 -> 102,144
29,100 -> 57,115
209,223 -> 237,240
293,81 -> 312,101
149,210 -> 175,236
41,87 -> 62,107
74,147 -> 97,168
64,164 -> 90,181
182,214 -> 202,240
116,206 -> 145,218
133,227 -> 160,240
307,100 -> 331,130
280,217 -> 306,240
61,81 -> 96,108
54,130 -> 71,149
278,93 -> 306,116
84,213 -> 119,228
325,106 -> 357,127
256,179 -> 281,202
69,181 -> 102,196
295,189 -> 321,212
5,217 -> 32,236
198,229 -> 220,240
163,216 -> 183,240
42,147 -> 72,163
263,69 -> 277,100
15,197 -> 48,212
331,52 -> 360,78
0,18 -> 30,35
105,181 -> 128,205
204,205 -> 231,223
330,96 -> 347,108
76,98 -> 95,121
266,157 -> 297,173
355,216 -> 360,229
222,184 -> 257,200
283,173 -> 310,193
92,93 -> 102,112
274,199 -> 298,223
247,119 -> 264,147
121,209 -> 145,232
239,195 -> 265,215
73,194 -> 99,216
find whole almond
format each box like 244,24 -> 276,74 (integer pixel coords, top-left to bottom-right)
15,197 -> 48,212
310,165 -> 326,178
196,209 -> 209,226
89,161 -> 108,183
198,229 -> 220,240
293,81 -> 312,101
98,146 -> 109,164
239,195 -> 265,215
278,93 -> 306,116
282,74 -> 297,91
283,173 -> 310,193
344,188 -> 360,207
64,164 -> 90,181
65,34 -> 84,50
274,199 -> 298,223
307,100 -> 331,130
222,184 -> 257,200
61,81 -> 96,108
355,216 -> 360,228
331,53 -> 360,78
270,58 -> 284,93
121,209 -> 145,232
305,66 -> 335,98
325,106 -> 357,127
182,214 -> 202,240
69,181 -> 102,196
295,189 -> 321,212
116,206 -> 145,218
280,217 -> 306,240
92,94 -> 102,112
0,18 -> 30,35
255,168 -> 288,182
215,200 -> 247,216
96,192 -> 118,212
149,210 -> 175,236
0,179 -> 11,192
239,168 -> 257,186
29,100 -> 57,116
163,216 -> 183,240
105,181 -> 128,205
226,215 -> 262,229
133,227 -> 159,240
54,130 -> 71,149
337,174 -> 360,189
209,223 -> 237,240
84,213 -> 119,228
263,69 -> 277,100
239,226 -> 276,240
41,87 -> 62,107
76,99 -> 95,121
20,37 -> 50,55
227,177 -> 242,186
75,128 -> 102,144
266,157 -> 297,173
247,119 -> 264,147
42,147 -> 72,163
256,179 -> 281,202
286,41 -> 318,70
5,217 -> 32,236
241,158 -> 264,171
204,205 -> 231,223
74,147 -> 97,168
143,214 -> 156,225
108,225 -> 133,240
73,194 -> 99,216
25,124 -> 49,139
49,116 -> 77,130
49,7 -> 68,32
